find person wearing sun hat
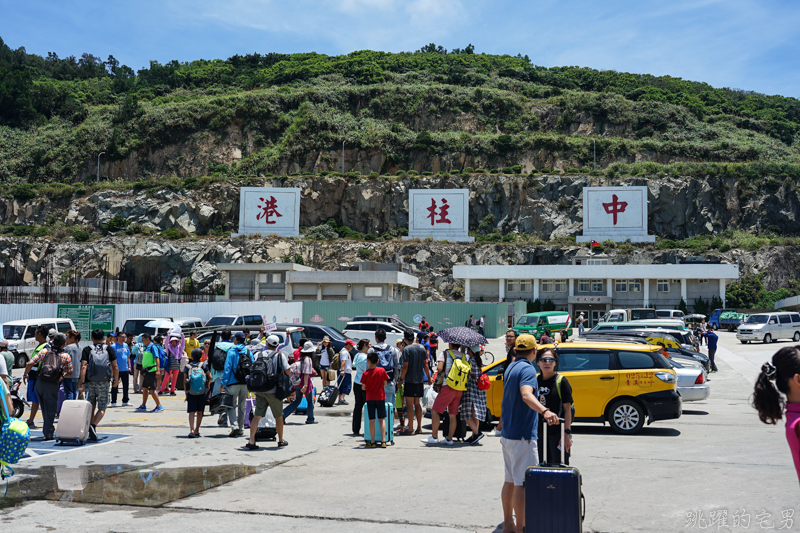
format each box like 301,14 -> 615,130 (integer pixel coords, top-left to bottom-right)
283,341 -> 317,424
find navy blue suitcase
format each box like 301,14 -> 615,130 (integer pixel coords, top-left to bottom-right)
524,419 -> 584,532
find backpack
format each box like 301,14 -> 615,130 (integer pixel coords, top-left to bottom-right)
374,344 -> 395,381
38,348 -> 63,383
234,349 -> 252,383
187,364 -> 207,395
211,346 -> 227,372
445,349 -> 471,391
429,332 -> 438,346
156,345 -> 170,370
87,343 -> 111,382
247,350 -> 278,393
330,351 -> 341,371
275,353 -> 293,400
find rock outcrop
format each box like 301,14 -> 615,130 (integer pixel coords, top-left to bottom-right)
3,174 -> 799,240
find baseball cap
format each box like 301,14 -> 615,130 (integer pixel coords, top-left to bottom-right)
301,341 -> 316,353
344,339 -> 355,346
233,332 -> 247,341
515,334 -> 537,351
266,335 -> 280,346
48,328 -> 57,338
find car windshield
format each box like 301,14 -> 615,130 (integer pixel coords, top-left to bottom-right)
746,315 -> 769,324
517,316 -> 537,326
322,327 -> 346,341
3,325 -> 25,340
206,316 -> 236,327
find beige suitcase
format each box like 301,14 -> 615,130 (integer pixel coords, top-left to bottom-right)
55,400 -> 92,445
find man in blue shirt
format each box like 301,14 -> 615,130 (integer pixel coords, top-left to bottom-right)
703,330 -> 719,372
500,334 -> 558,532
110,332 -> 131,407
221,332 -> 253,437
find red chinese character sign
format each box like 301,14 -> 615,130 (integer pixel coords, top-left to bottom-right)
577,186 -> 654,243
404,189 -> 473,242
236,187 -> 301,237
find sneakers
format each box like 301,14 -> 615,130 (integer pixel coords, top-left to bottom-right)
89,425 -> 98,442
135,405 -> 148,412
278,440 -> 289,447
151,406 -> 164,413
440,439 -> 454,446
122,402 -> 131,407
169,392 -> 177,396
421,436 -> 440,445
491,429 -> 502,437
245,442 -> 259,450
466,433 -> 484,445
26,420 -> 36,428
305,420 -> 317,424
337,400 -> 349,405
229,428 -> 244,437
110,403 -> 117,408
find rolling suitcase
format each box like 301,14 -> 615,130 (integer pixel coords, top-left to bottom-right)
363,401 -> 394,444
318,376 -> 341,407
248,407 -> 278,441
524,419 -> 584,532
55,400 -> 92,445
439,408 -> 468,441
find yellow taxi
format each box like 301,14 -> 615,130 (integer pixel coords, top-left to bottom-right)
483,342 -> 681,434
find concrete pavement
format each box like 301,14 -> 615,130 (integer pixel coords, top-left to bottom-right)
2,332 -> 799,532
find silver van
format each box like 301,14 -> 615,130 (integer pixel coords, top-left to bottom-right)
736,312 -> 800,344
656,310 -> 686,321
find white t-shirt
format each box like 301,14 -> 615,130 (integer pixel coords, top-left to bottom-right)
339,348 -> 352,374
320,347 -> 331,366
0,353 -> 7,378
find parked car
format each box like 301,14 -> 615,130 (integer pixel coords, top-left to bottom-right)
277,323 -> 353,352
199,325 -> 304,357
514,311 -> 573,340
121,317 -> 175,337
483,341 -> 681,434
352,315 -> 421,333
590,319 -> 687,333
581,330 -> 710,372
342,321 -> 405,346
205,314 -> 265,328
600,308 -> 658,322
2,318 -> 76,368
655,309 -> 686,321
174,317 -> 204,329
736,312 -> 800,344
670,359 -> 710,402
708,308 -> 737,330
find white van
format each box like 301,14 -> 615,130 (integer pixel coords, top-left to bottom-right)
174,317 -> 204,329
736,312 -> 800,344
655,310 -> 686,321
205,314 -> 264,328
2,318 -> 76,368
121,317 -> 174,338
342,321 -> 405,346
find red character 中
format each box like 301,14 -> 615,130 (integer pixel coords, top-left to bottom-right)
602,194 -> 628,225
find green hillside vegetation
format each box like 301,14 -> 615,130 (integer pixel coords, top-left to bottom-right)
2,39 -> 800,185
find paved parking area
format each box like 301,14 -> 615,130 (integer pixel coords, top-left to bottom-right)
2,332 -> 799,532
23,431 -> 130,459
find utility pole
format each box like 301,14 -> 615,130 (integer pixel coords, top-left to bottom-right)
97,151 -> 106,183
593,139 -> 596,171
341,141 -> 345,174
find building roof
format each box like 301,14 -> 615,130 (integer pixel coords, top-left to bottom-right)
286,270 -> 419,288
215,262 -> 314,272
453,263 -> 739,280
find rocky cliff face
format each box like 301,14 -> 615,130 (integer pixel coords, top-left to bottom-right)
3,174 -> 799,240
2,234 -> 798,299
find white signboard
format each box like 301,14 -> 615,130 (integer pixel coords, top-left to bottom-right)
577,186 -> 655,243
236,187 -> 301,237
264,322 -> 277,332
403,189 -> 474,242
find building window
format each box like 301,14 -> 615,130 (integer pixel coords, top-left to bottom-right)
520,279 -> 531,292
615,279 -> 627,292
578,280 -> 590,292
271,273 -> 282,284
591,279 -> 603,292
699,279 -> 709,283
553,279 -> 566,292
657,280 -> 669,292
507,280 -> 518,292
586,259 -> 609,265
364,286 -> 382,297
629,280 -> 641,292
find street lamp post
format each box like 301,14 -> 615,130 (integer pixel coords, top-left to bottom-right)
97,152 -> 106,183
593,139 -> 596,171
341,141 -> 345,174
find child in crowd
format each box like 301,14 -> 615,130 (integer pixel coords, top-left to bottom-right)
753,346 -> 800,486
361,352 -> 389,448
183,348 -> 212,438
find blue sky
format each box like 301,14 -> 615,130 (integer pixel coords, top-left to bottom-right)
2,0 -> 800,97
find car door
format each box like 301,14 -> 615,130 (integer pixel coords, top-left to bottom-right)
792,314 -> 800,341
557,348 -> 618,419
483,360 -> 506,418
304,326 -> 325,344
779,314 -> 792,340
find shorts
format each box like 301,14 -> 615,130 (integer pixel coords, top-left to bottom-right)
320,364 -> 330,373
254,392 -> 283,418
142,371 -> 158,390
502,437 -> 539,486
366,399 -> 387,420
86,380 -> 110,410
186,393 -> 206,413
339,373 -> 353,395
27,378 -> 40,404
432,385 -> 463,415
404,382 -> 424,398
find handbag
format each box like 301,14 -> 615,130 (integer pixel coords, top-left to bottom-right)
209,391 -> 234,414
477,373 -> 491,391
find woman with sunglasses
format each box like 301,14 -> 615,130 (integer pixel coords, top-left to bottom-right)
535,347 -> 573,464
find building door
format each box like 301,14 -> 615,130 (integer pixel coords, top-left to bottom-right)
592,310 -> 603,328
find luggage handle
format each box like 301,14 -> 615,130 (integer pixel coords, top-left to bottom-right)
581,492 -> 586,521
541,417 -> 566,467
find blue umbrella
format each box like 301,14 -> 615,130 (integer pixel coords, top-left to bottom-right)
437,327 -> 487,346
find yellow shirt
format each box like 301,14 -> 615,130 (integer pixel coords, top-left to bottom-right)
184,337 -> 200,357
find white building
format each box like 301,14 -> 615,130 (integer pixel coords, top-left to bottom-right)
453,255 -> 739,327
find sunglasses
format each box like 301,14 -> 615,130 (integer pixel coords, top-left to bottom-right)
539,357 -> 556,363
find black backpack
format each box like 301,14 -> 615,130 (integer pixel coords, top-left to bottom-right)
234,350 -> 252,383
211,346 -> 227,372
247,350 -> 278,392
38,348 -> 63,383
275,353 -> 293,400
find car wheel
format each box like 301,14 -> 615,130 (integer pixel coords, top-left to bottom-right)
763,333 -> 772,344
740,340 -> 748,344
608,400 -> 645,435
793,332 -> 800,342
15,353 -> 27,369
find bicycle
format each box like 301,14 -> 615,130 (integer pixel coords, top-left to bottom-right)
481,351 -> 495,366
